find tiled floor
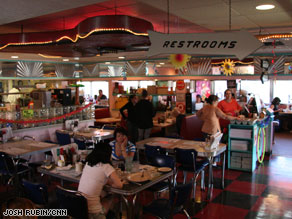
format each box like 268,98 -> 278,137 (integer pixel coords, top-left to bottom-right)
1,132 -> 292,219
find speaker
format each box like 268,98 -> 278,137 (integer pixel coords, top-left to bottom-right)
185,93 -> 192,114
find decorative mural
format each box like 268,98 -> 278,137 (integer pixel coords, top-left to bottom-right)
108,65 -> 124,77
83,64 -> 100,77
54,64 -> 75,77
124,61 -> 146,76
267,55 -> 285,75
16,61 -> 43,77
183,58 -> 212,75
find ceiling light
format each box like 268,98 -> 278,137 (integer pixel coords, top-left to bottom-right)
63,58 -> 69,61
159,62 -> 165,65
256,4 -> 275,10
74,57 -> 80,60
156,65 -> 161,67
11,56 -> 19,59
105,62 -> 111,64
118,56 -> 125,59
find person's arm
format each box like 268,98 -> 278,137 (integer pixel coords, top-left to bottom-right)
216,107 -> 236,120
120,137 -> 130,158
108,171 -> 123,188
196,108 -> 204,120
119,102 -> 128,119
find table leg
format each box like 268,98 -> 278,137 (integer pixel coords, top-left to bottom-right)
221,151 -> 226,189
121,194 -> 138,219
207,156 -> 214,200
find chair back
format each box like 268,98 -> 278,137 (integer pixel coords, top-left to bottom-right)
175,148 -> 197,168
56,130 -> 71,146
102,125 -> 116,130
169,182 -> 192,209
144,144 -> 166,164
74,137 -> 86,150
56,186 -> 88,219
151,154 -> 175,169
0,152 -> 15,175
22,179 -> 48,205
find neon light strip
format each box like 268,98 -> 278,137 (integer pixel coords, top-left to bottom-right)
38,53 -> 62,59
0,28 -> 148,50
257,34 -> 292,41
212,61 -> 254,65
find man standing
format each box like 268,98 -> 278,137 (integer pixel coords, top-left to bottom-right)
135,90 -> 155,140
98,89 -> 107,101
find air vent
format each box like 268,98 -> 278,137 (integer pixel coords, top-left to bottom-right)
263,41 -> 284,46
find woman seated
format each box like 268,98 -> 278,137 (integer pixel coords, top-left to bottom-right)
197,95 -> 237,138
78,142 -> 123,219
109,127 -> 136,161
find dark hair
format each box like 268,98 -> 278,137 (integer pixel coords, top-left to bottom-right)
142,89 -> 148,98
86,142 -> 112,166
129,95 -> 136,101
224,89 -> 232,95
272,97 -> 281,105
205,95 -> 219,104
114,127 -> 127,139
196,94 -> 202,99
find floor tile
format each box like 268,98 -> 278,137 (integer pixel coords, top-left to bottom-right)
261,186 -> 292,201
212,177 -> 233,190
225,181 -> 267,196
251,196 -> 292,218
236,173 -> 270,185
245,211 -> 292,219
213,168 -> 243,180
212,190 -> 258,210
195,203 -> 249,219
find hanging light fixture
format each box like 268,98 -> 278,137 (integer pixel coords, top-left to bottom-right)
255,0 -> 275,10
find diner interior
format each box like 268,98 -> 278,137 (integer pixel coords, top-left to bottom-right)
0,0 -> 292,218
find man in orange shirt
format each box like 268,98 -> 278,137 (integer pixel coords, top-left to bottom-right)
218,89 -> 242,130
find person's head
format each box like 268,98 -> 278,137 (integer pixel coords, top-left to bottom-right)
196,94 -> 202,103
272,97 -> 281,106
98,90 -> 103,96
205,95 -> 219,106
1,197 -> 37,219
86,142 -> 112,166
114,127 -> 128,143
224,89 -> 233,101
142,89 -> 148,98
129,95 -> 138,104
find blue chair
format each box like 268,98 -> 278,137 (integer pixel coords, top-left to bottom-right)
0,152 -> 31,186
56,185 -> 88,219
174,148 -> 208,200
144,144 -> 166,164
56,130 -> 71,146
22,179 -> 48,206
143,181 -> 192,219
74,137 -> 94,150
147,154 -> 176,196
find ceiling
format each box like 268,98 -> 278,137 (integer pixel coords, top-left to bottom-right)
0,0 -> 291,63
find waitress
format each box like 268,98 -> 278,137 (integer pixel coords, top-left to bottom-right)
217,89 -> 242,116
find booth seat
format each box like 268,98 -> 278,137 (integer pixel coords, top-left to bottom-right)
180,115 -> 204,140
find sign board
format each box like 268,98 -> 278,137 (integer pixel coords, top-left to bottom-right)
22,109 -> 34,118
176,80 -> 185,90
148,30 -> 263,60
227,80 -> 237,89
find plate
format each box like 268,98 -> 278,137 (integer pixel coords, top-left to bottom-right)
127,172 -> 150,183
139,165 -> 156,171
56,165 -> 73,171
158,167 -> 172,172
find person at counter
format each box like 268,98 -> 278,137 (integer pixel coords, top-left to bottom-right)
78,142 -> 123,219
98,90 -> 107,101
270,97 -> 283,119
217,89 -> 242,116
119,95 -> 138,143
196,94 -> 204,103
135,89 -> 156,140
197,95 -> 237,138
109,127 -> 136,161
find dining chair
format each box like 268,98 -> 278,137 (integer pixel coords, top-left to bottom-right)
144,144 -> 166,164
56,185 -> 88,219
143,181 -> 192,219
146,154 -> 176,197
174,148 -> 209,200
73,137 -> 93,150
22,179 -> 48,207
55,130 -> 71,146
0,152 -> 31,186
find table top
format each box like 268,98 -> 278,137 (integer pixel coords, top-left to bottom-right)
136,137 -> 226,157
95,117 -> 121,123
74,128 -> 114,140
0,140 -> 58,157
38,164 -> 173,196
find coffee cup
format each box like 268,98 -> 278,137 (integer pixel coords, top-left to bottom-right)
75,162 -> 83,173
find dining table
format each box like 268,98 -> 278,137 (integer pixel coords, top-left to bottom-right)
136,137 -> 226,200
95,117 -> 121,124
71,128 -> 114,142
38,164 -> 173,219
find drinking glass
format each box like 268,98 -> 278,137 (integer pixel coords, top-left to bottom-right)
125,157 -> 133,172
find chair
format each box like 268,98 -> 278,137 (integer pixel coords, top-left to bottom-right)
102,124 -> 116,130
147,154 -> 176,196
74,137 -> 93,150
56,185 -> 88,219
143,181 -> 192,219
56,130 -> 71,146
22,179 -> 48,207
144,144 -> 166,164
0,152 -> 31,186
174,148 -> 208,200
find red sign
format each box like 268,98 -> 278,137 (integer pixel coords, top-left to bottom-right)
176,80 -> 185,90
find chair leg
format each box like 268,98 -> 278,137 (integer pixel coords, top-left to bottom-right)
183,171 -> 187,184
192,180 -> 197,200
183,208 -> 191,219
201,170 -> 205,191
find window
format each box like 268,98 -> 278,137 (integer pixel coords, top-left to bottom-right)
240,80 -> 270,104
214,80 -> 227,100
273,80 -> 292,104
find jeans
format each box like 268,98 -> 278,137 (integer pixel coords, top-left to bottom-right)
138,128 -> 152,141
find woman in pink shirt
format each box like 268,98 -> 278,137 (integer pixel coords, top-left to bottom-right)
78,142 -> 123,219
